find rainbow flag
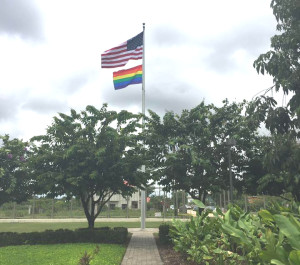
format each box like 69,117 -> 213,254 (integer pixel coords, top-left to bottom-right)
113,65 -> 142,90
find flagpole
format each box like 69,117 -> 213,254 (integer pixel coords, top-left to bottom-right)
141,23 -> 146,230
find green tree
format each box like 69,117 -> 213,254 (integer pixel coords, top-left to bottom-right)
147,195 -> 163,211
249,0 -> 300,201
31,104 -> 147,228
239,132 -> 300,201
258,134 -> 300,201
0,135 -> 33,206
145,100 -> 259,208
253,0 -> 300,129
238,135 -> 268,196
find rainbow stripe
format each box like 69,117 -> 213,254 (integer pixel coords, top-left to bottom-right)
113,65 -> 142,90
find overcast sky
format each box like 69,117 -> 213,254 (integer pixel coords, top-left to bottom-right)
0,0 -> 278,141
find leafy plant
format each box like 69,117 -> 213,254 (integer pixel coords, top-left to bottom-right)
170,203 -> 247,264
220,205 -> 264,264
79,245 -> 100,265
169,201 -> 300,264
258,204 -> 300,265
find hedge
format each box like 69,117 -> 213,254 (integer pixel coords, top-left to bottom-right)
158,223 -> 173,244
0,227 -> 128,247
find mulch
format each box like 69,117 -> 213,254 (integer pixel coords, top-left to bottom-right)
154,235 -> 198,265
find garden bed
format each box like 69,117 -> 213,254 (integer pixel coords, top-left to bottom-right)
154,234 -> 197,265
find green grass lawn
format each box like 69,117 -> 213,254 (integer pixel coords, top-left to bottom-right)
0,221 -> 169,233
0,243 -> 126,265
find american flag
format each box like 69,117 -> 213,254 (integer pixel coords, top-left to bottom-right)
101,32 -> 143,68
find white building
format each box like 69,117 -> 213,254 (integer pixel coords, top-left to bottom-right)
107,191 -> 140,210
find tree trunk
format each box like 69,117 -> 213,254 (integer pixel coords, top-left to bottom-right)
198,207 -> 204,215
293,189 -> 300,202
87,216 -> 95,229
197,191 -> 207,215
81,192 -> 114,229
202,191 -> 207,205
81,195 -> 96,229
174,190 -> 178,217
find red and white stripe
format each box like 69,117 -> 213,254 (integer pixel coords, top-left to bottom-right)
101,42 -> 143,68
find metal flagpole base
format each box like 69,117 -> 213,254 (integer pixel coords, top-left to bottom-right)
141,165 -> 146,229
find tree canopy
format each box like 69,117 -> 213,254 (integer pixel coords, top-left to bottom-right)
31,104 -> 147,228
144,100 -> 260,204
253,0 -> 300,130
247,0 -> 300,200
258,133 -> 300,201
0,135 -> 33,206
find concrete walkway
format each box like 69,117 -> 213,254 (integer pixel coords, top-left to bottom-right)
122,228 -> 163,265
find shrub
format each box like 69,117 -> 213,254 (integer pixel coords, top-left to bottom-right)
74,228 -> 127,244
113,227 -> 128,243
169,202 -> 300,265
0,227 -> 128,247
169,209 -> 240,264
159,223 -> 172,244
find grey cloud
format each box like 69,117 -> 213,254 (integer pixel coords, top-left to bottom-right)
60,73 -> 92,94
0,0 -> 43,40
151,25 -> 189,46
0,96 -> 18,121
101,82 -> 143,109
203,21 -> 275,72
146,82 -> 205,114
102,78 -> 205,115
0,123 -> 25,140
13,72 -> 93,117
22,98 -> 67,114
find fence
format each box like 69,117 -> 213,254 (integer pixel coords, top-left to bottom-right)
0,197 -> 177,219
0,193 -> 286,220
213,191 -> 287,212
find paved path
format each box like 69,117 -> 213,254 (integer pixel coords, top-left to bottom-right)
122,229 -> 163,265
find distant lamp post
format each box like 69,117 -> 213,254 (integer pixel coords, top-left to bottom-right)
226,138 -> 236,203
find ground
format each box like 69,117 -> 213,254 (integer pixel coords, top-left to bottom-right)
155,235 -> 197,265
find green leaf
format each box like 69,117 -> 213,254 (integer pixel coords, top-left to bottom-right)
193,199 -> 205,209
288,215 -> 300,231
221,223 -> 252,246
289,250 -> 300,265
215,207 -> 224,217
259,209 -> 275,223
260,229 -> 289,263
237,219 -> 248,231
271,259 -> 286,265
273,214 -> 300,249
224,209 -> 231,224
213,248 -> 223,254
